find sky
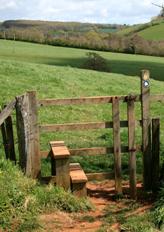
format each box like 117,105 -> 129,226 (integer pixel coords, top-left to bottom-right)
0,0 -> 163,25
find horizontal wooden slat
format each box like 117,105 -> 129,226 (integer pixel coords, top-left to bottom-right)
40,120 -> 142,133
41,172 -> 115,183
40,145 -> 142,158
38,94 -> 164,107
86,172 -> 115,181
38,95 -> 140,107
70,163 -> 88,183
0,100 -> 16,126
150,94 -> 164,103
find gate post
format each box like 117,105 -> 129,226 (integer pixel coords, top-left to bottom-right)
16,91 -> 40,178
140,70 -> 152,191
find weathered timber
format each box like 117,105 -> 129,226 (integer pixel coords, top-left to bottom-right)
112,97 -> 122,194
38,94 -> 164,107
152,118 -> 160,192
40,120 -> 142,133
141,70 -> 152,191
0,100 -> 16,126
16,91 -> 40,178
86,172 -> 115,181
50,141 -> 70,190
38,95 -> 140,107
127,97 -> 137,199
0,122 -> 9,159
70,163 -> 88,197
5,116 -> 16,162
40,145 -> 142,158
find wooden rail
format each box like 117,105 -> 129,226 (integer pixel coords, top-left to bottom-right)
38,94 -> 164,107
40,120 -> 142,133
0,100 -> 16,126
40,145 -> 142,158
38,95 -> 140,106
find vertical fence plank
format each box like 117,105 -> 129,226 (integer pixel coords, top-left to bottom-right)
112,97 -> 122,194
152,118 -> 160,192
16,91 -> 40,178
127,97 -> 137,199
141,70 -> 152,191
5,115 -> 16,162
0,122 -> 9,159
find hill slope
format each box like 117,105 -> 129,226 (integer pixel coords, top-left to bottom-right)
0,40 -> 164,81
138,22 -> 164,40
117,20 -> 164,41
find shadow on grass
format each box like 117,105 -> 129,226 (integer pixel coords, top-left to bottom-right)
41,57 -> 164,82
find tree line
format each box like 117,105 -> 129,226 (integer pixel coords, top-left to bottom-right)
0,25 -> 164,57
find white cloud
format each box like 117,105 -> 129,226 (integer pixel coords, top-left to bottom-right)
0,0 -> 163,24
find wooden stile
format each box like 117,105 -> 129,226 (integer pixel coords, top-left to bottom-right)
16,91 -> 40,178
127,96 -> 137,199
112,97 -> 122,194
152,118 -> 160,192
141,70 -> 152,191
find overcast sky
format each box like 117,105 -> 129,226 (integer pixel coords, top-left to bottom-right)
0,0 -> 163,24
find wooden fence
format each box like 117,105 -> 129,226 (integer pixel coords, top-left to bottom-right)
0,70 -> 163,199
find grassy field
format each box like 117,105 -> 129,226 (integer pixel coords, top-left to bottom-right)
0,39 -> 164,177
0,40 -> 164,81
138,22 -> 164,40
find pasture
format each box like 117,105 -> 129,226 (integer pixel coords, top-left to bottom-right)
0,39 -> 164,176
0,40 -> 164,81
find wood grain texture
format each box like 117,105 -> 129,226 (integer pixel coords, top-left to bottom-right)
0,100 -> 16,126
38,95 -> 140,107
127,98 -> 137,199
16,91 -> 40,178
141,70 -> 152,191
112,97 -> 122,194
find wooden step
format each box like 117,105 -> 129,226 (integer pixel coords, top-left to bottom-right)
49,141 -> 70,190
50,141 -> 70,159
70,163 -> 88,197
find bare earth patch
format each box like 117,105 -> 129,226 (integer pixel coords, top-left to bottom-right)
39,180 -> 153,232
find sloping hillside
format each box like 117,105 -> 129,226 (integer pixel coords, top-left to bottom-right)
117,19 -> 164,41
138,21 -> 164,40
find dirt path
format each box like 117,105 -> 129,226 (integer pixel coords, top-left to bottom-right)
39,180 -> 152,232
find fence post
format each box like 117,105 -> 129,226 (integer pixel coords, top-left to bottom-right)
1,122 -> 9,159
152,118 -> 160,192
16,91 -> 40,178
112,97 -> 122,194
127,96 -> 137,199
140,70 -> 152,191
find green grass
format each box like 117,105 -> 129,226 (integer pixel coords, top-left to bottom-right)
0,159 -> 92,231
0,39 -> 164,81
0,39 -> 164,175
138,22 -> 164,41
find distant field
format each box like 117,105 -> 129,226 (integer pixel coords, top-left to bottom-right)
0,40 -> 164,81
138,22 -> 164,40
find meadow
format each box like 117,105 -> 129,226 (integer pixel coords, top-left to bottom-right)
0,39 -> 164,177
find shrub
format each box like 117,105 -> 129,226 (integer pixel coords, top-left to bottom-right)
82,52 -> 110,72
152,187 -> 164,229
